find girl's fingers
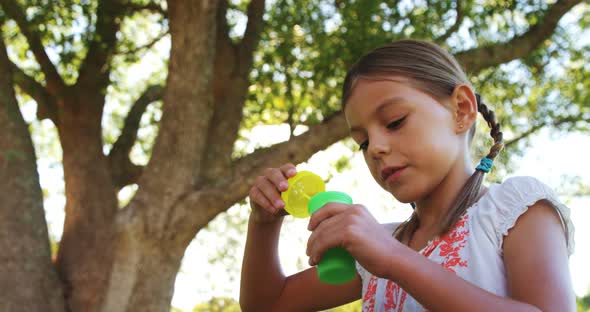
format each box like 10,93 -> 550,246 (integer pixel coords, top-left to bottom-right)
257,175 -> 285,211
247,164 -> 299,222
280,163 -> 297,179
308,203 -> 349,231
306,213 -> 348,263
249,186 -> 274,212
265,167 -> 289,192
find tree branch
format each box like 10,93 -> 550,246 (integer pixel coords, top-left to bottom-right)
435,0 -> 464,44
0,0 -> 66,96
75,0 -> 123,92
237,0 -> 266,76
9,62 -> 58,124
109,160 -> 144,189
216,0 -> 232,48
108,85 -> 163,188
455,0 -> 583,73
199,81 -> 248,183
199,0 -> 266,183
115,30 -> 169,55
128,1 -> 219,216
505,115 -> 590,149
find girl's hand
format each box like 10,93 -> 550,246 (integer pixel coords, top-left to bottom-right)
248,163 -> 297,224
306,203 -> 402,279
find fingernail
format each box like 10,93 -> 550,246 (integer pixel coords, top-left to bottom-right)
279,181 -> 288,191
275,199 -> 285,209
288,169 -> 296,176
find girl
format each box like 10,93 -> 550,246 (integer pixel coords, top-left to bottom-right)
240,39 -> 576,311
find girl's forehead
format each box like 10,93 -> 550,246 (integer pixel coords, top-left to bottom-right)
350,75 -> 410,93
344,77 -> 417,114
346,76 -> 416,104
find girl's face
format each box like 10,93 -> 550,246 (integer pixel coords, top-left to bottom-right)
344,76 -> 463,203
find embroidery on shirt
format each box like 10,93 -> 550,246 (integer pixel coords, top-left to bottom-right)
432,214 -> 470,273
362,276 -> 378,312
362,213 -> 471,312
384,280 -> 408,311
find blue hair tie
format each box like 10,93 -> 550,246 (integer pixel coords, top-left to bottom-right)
476,157 -> 493,173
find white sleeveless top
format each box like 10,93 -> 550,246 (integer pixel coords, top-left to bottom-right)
355,176 -> 575,312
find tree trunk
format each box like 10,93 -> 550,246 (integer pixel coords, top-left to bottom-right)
0,33 -> 65,312
100,2 -> 220,310
100,213 -> 186,312
55,93 -> 119,311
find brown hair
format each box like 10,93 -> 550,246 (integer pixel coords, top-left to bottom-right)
341,39 -> 504,242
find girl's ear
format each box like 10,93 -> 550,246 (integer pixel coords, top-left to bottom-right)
451,84 -> 478,134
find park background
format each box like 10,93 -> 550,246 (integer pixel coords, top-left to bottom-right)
1,0 -> 589,311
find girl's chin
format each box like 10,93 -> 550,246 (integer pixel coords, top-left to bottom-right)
392,194 -> 416,204
387,184 -> 422,204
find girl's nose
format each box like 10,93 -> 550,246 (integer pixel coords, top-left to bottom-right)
368,139 -> 391,157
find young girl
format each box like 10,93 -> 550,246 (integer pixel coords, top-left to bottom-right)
240,39 -> 576,311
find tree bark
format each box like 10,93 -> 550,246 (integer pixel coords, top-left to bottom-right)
100,212 -> 185,312
54,91 -> 119,311
0,30 -> 65,312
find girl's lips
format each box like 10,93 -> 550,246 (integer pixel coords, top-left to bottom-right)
384,166 -> 407,183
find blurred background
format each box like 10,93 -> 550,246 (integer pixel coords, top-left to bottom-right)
1,0 -> 589,311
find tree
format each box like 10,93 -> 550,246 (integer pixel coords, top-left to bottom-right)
0,0 -> 588,311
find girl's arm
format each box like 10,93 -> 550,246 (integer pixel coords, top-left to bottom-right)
240,163 -> 361,311
239,215 -> 361,312
239,216 -> 286,311
387,199 -> 575,311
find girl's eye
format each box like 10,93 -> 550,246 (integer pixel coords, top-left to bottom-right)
358,140 -> 368,151
357,116 -> 406,152
387,116 -> 406,129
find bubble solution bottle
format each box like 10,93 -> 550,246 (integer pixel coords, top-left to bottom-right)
281,171 -> 356,284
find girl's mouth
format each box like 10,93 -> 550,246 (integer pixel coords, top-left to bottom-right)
382,166 -> 407,183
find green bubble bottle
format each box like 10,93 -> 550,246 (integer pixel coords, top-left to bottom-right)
280,171 -> 356,284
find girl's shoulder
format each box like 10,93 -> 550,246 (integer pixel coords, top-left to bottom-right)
473,175 -> 575,256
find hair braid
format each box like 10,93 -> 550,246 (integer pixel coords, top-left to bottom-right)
476,94 -> 504,160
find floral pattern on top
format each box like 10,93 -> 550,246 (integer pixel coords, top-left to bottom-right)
362,214 -> 470,312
